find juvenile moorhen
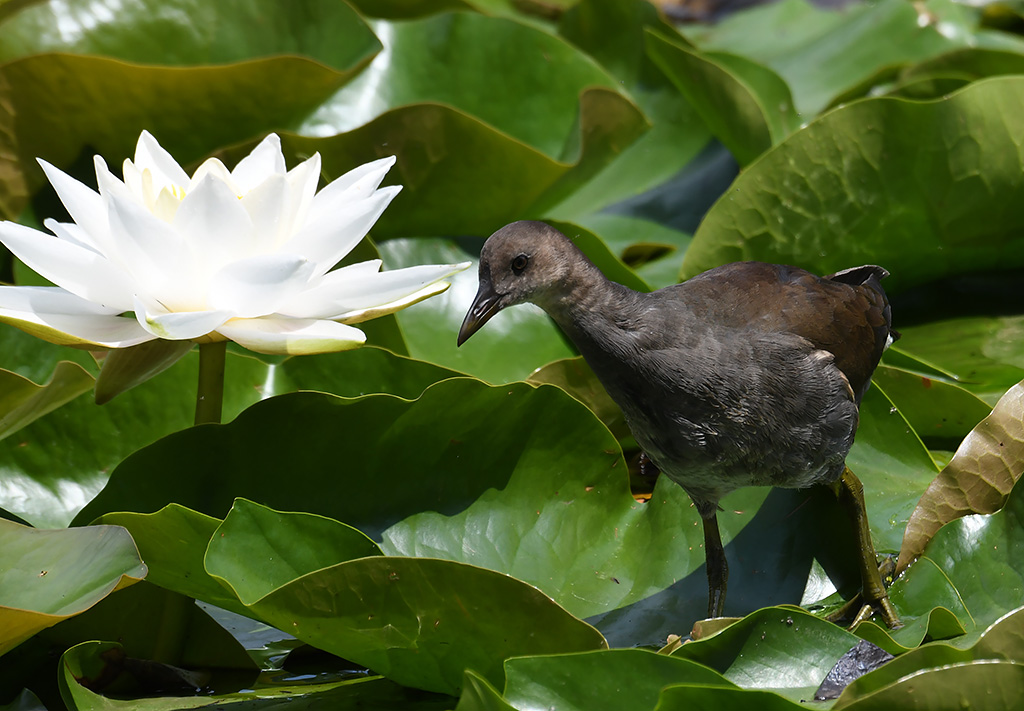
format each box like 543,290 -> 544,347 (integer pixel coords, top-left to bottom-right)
457,220 -> 901,628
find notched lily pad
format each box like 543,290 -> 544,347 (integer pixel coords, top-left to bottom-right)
0,520 -> 146,656
0,361 -> 94,441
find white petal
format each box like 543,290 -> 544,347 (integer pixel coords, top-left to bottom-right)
134,295 -> 233,341
42,219 -> 100,253
208,253 -> 315,318
231,134 -> 286,192
285,185 -> 401,275
189,158 -> 239,195
306,156 -> 396,225
93,155 -> 134,204
275,260 -> 381,318
37,159 -> 109,245
108,194 -> 196,308
336,281 -> 452,324
0,220 -> 135,310
134,130 -> 190,187
174,174 -> 255,271
238,174 -> 287,253
281,152 -> 321,240
279,261 -> 468,319
0,285 -> 153,348
217,316 -> 365,355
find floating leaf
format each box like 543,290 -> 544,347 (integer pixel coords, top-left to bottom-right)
206,499 -> 381,606
216,556 -> 607,695
501,649 -> 733,711
646,31 -> 797,165
682,77 -> 1024,292
0,362 -> 94,441
0,521 -> 146,656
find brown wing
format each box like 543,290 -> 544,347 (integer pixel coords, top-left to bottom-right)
671,262 -> 893,403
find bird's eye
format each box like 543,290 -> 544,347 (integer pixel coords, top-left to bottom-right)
511,254 -> 529,274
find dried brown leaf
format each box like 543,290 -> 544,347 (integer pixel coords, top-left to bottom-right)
896,381 -> 1024,574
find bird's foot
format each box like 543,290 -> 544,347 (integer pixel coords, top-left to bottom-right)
825,556 -> 902,630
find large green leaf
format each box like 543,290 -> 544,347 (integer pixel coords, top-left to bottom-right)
57,640 -> 457,710
0,521 -> 146,656
683,77 -> 1024,292
551,0 -> 712,218
302,11 -> 619,159
214,554 -> 607,696
97,506 -> 245,617
0,363 -> 94,442
206,499 -> 381,606
500,649 -> 734,711
670,607 -> 860,704
678,0 -> 968,116
272,93 -> 645,242
646,31 -> 798,165
888,477 -> 1024,644
73,380 -> 623,538
837,605 -> 1024,708
891,316 -> 1024,405
871,365 -> 991,448
0,0 -> 380,218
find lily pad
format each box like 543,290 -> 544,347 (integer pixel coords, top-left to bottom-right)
57,640 -> 457,710
0,362 -> 94,441
500,649 -> 734,711
0,0 -> 380,218
646,30 -> 798,165
0,520 -> 146,656
221,556 -> 607,696
206,498 -> 381,606
682,77 -> 1024,293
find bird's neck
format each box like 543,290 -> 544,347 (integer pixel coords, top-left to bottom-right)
540,265 -> 649,365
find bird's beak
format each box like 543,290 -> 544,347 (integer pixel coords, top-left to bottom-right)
458,276 -> 502,346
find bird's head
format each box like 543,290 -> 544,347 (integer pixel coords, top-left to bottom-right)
457,220 -> 578,346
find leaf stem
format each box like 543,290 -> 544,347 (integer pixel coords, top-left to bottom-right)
194,341 -> 227,426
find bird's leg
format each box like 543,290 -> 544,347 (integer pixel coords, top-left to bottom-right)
702,513 -> 728,618
828,467 -> 902,629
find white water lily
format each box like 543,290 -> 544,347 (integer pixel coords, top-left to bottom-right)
0,131 -> 469,355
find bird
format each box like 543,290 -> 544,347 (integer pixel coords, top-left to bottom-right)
457,220 -> 901,629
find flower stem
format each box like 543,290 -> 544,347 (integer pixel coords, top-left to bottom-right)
194,341 -> 227,426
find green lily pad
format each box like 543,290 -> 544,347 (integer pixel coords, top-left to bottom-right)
871,365 -> 992,448
206,499 -> 381,606
679,0 -> 964,116
302,11 -> 620,160
0,0 -> 380,218
683,77 -> 1024,293
97,505 -> 245,617
897,380 -> 1024,574
551,0 -> 712,218
893,316 -> 1024,405
0,362 -> 94,441
500,648 -> 734,711
73,380 -> 622,539
888,478 -> 1024,646
223,556 -> 607,696
671,606 -> 860,704
838,605 -> 1024,706
646,30 -> 798,165
836,660 -> 1024,711
0,520 -> 146,656
455,671 -> 517,711
57,640 -> 457,710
